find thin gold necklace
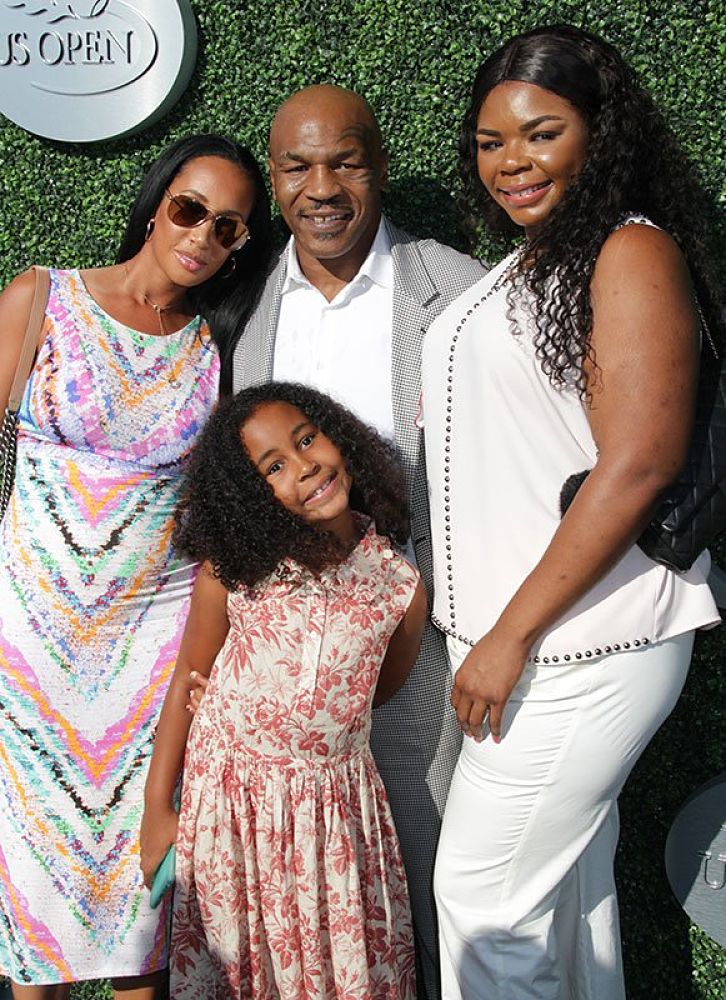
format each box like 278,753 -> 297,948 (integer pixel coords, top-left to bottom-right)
141,294 -> 171,336
123,263 -> 180,336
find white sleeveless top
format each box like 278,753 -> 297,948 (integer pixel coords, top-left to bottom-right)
422,238 -> 719,664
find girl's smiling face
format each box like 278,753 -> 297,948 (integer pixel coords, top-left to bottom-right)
475,81 -> 589,239
241,401 -> 356,542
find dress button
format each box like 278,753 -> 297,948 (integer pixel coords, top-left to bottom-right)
613,644 -> 620,651
575,652 -> 582,659
585,650 -> 592,658
564,654 -> 571,661
552,656 -> 559,663
543,657 -> 549,664
633,639 -> 640,647
623,642 -> 630,649
595,648 -> 602,655
604,645 -> 612,653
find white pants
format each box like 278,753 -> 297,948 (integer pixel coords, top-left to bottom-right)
434,632 -> 694,1000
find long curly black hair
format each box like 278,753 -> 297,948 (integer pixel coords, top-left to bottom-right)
460,24 -> 724,395
174,382 -> 410,590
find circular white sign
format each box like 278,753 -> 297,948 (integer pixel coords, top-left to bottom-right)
0,0 -> 197,142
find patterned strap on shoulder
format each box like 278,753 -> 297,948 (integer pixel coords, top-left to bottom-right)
8,266 -> 50,412
614,212 -> 655,231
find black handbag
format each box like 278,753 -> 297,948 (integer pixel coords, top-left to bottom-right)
0,267 -> 50,521
560,317 -> 726,573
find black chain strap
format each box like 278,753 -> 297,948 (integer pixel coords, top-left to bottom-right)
0,407 -> 19,522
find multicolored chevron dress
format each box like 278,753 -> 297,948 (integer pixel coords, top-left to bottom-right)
0,269 -> 219,984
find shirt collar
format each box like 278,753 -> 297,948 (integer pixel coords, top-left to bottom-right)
282,216 -> 393,296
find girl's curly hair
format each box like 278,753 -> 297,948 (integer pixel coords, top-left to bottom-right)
174,382 -> 410,590
460,23 -> 724,395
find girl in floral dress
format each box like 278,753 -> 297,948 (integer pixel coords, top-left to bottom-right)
140,382 -> 425,999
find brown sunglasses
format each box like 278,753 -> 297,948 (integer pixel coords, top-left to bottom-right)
164,190 -> 250,250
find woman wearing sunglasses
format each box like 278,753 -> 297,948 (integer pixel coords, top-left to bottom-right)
0,135 -> 273,999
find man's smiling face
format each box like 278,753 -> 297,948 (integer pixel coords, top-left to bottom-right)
268,86 -> 388,279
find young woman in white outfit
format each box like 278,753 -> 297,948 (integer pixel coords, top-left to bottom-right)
422,24 -> 722,1000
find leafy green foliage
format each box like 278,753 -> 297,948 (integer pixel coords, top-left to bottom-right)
0,1 -> 723,997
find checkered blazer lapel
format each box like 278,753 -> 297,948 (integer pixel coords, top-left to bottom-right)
386,218 -> 438,478
385,219 -> 447,592
232,252 -> 286,388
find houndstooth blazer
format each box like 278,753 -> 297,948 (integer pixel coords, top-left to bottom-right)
231,216 -> 487,597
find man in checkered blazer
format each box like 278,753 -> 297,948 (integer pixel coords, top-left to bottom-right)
233,84 -> 486,999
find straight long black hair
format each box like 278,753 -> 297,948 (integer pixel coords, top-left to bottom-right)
116,134 -> 274,392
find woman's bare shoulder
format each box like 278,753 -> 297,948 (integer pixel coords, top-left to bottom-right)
0,268 -> 40,319
594,222 -> 690,291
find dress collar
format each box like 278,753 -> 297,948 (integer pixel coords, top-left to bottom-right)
261,515 -> 384,592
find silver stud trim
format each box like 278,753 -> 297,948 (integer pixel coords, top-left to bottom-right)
439,264 -> 516,640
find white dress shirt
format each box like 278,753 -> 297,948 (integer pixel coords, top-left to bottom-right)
273,218 -> 395,440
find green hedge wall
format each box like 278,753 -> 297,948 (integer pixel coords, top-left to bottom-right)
1,2 -> 724,998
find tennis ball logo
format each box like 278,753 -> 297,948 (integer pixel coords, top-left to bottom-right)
0,0 -> 156,84
1,1 -> 110,21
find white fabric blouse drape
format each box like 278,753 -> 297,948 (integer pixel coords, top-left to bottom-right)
422,246 -> 719,664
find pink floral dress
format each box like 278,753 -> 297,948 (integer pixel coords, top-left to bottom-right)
170,522 -> 418,999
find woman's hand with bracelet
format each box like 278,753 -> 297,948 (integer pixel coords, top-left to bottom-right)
451,628 -> 530,742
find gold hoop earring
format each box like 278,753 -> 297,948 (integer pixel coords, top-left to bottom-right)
145,218 -> 155,241
222,255 -> 237,279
